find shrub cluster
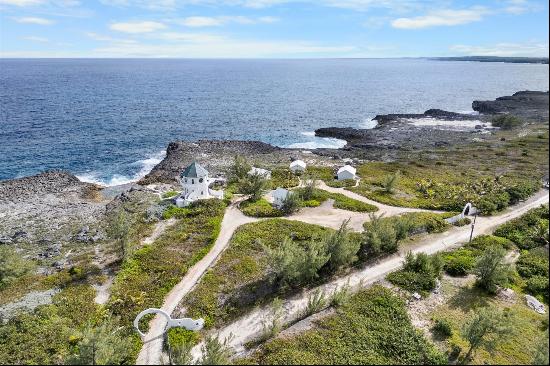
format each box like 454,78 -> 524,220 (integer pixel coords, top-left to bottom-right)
387,252 -> 443,296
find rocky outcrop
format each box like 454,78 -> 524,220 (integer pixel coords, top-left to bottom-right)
139,139 -> 315,185
472,91 -> 549,122
373,109 -> 479,126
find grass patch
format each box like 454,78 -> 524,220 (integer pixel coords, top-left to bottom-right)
346,131 -> 547,213
429,278 -> 548,365
240,198 -> 283,217
182,219 -> 330,328
241,286 -> 446,365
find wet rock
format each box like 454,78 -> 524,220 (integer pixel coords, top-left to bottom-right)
472,91 -> 549,122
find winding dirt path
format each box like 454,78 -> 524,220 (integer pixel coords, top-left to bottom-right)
135,202 -> 258,365
188,190 -> 549,361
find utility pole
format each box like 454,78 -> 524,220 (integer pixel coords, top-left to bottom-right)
469,214 -> 477,243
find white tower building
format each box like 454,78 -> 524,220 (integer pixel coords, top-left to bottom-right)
175,162 -> 224,207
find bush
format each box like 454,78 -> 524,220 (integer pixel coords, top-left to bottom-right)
443,248 -> 476,276
0,246 -> 34,289
516,251 -> 549,279
279,192 -> 302,215
453,217 -> 471,227
270,168 -> 300,188
325,220 -> 360,271
387,252 -> 443,295
263,237 -> 330,288
433,319 -> 453,338
162,205 -> 192,219
240,198 -> 283,218
473,245 -> 511,294
491,114 -> 523,130
161,190 -> 179,199
526,276 -> 549,303
467,235 -> 514,252
325,179 -> 356,188
493,205 -> 549,249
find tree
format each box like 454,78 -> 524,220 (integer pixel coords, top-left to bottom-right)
227,155 -> 251,184
362,213 -> 398,256
199,335 -> 233,365
107,209 -> 130,260
461,307 -> 511,363
66,320 -> 133,365
325,219 -> 360,270
300,174 -> 317,201
264,237 -> 329,287
0,246 -> 34,289
169,342 -> 194,365
238,172 -> 269,201
473,245 -> 511,294
279,191 -> 302,215
382,170 -> 401,194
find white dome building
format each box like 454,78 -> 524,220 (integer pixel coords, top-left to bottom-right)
176,162 -> 224,207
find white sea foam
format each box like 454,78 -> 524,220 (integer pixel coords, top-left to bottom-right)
76,150 -> 166,187
362,117 -> 378,129
405,117 -> 490,130
286,135 -> 347,149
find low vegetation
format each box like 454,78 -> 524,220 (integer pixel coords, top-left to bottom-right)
387,252 -> 444,296
242,286 -> 446,365
182,219 -> 331,328
347,131 -> 547,213
491,114 -> 524,130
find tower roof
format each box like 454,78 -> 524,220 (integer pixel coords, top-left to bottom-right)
180,162 -> 209,178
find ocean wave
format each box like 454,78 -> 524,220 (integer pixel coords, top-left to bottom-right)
362,117 -> 378,129
76,150 -> 166,187
285,136 -> 347,149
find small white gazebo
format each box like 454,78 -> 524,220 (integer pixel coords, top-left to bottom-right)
290,160 -> 307,173
337,165 -> 356,180
272,187 -> 291,208
248,167 -> 271,179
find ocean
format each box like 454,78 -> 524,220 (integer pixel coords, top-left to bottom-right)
0,58 -> 548,185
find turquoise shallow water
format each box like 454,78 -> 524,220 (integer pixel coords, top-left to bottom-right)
0,58 -> 548,184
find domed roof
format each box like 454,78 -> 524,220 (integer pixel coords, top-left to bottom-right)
180,162 -> 209,178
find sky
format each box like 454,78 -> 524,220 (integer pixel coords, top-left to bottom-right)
0,0 -> 548,58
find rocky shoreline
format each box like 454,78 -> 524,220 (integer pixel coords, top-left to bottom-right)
314,91 -> 549,151
1,90 -> 547,275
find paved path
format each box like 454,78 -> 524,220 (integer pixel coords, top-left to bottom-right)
188,190 -> 549,361
135,202 -> 258,365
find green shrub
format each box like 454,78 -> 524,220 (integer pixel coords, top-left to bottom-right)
271,168 -> 300,188
443,248 -> 476,276
433,319 -> 453,338
453,217 -> 472,227
516,251 -> 549,279
161,190 -> 179,199
325,220 -> 360,271
162,205 -> 192,219
240,198 -> 283,218
467,235 -> 514,252
526,276 -> 549,303
0,246 -> 34,289
491,114 -> 523,130
387,252 -> 443,295
493,205 -> 549,249
279,192 -> 302,215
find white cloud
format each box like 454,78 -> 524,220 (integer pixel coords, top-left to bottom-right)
450,42 -> 549,57
13,16 -> 55,24
155,32 -> 224,42
85,32 -> 138,44
110,21 -> 167,33
175,15 -> 279,27
391,7 -> 489,29
23,35 -> 49,42
0,0 -> 45,6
